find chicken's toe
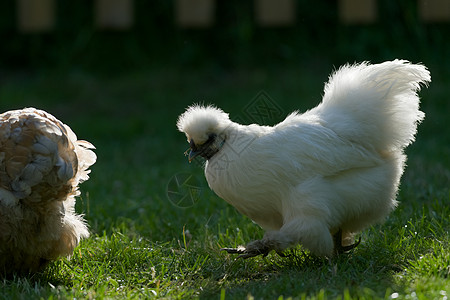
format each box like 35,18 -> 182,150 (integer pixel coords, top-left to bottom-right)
220,245 -> 246,255
221,240 -> 271,259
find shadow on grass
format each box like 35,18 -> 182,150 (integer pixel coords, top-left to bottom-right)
198,244 -> 403,299
0,261 -> 75,299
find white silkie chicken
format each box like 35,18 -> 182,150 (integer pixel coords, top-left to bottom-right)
0,108 -> 96,274
177,60 -> 430,258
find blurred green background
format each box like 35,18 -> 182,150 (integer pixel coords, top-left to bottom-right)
0,0 -> 449,236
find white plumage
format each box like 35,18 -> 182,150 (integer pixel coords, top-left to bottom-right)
177,60 -> 430,258
0,108 -> 96,274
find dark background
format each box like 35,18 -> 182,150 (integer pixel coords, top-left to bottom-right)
0,0 -> 448,74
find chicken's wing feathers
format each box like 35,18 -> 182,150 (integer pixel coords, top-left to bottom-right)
268,116 -> 381,176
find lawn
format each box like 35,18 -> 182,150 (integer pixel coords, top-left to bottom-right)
0,62 -> 449,299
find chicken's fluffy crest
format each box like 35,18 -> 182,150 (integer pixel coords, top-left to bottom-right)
177,105 -> 231,144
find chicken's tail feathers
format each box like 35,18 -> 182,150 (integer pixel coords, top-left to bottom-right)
315,60 -> 430,151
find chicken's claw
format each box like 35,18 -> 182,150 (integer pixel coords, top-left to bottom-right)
221,240 -> 271,259
220,246 -> 246,254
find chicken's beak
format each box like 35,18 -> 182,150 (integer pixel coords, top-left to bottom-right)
188,149 -> 201,162
187,139 -> 201,163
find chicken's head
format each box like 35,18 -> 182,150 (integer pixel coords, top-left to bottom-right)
177,105 -> 231,162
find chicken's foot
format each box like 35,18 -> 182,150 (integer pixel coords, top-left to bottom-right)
333,228 -> 361,254
221,240 -> 278,259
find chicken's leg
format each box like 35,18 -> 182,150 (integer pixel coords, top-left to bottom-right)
222,217 -> 334,258
332,229 -> 361,254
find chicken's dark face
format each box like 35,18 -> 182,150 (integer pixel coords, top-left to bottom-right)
187,133 -> 225,162
177,104 -> 231,163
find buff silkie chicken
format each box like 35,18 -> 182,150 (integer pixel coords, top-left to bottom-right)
0,108 -> 96,274
177,60 -> 430,258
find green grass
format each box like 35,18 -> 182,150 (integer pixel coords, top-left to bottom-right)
0,62 -> 449,299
